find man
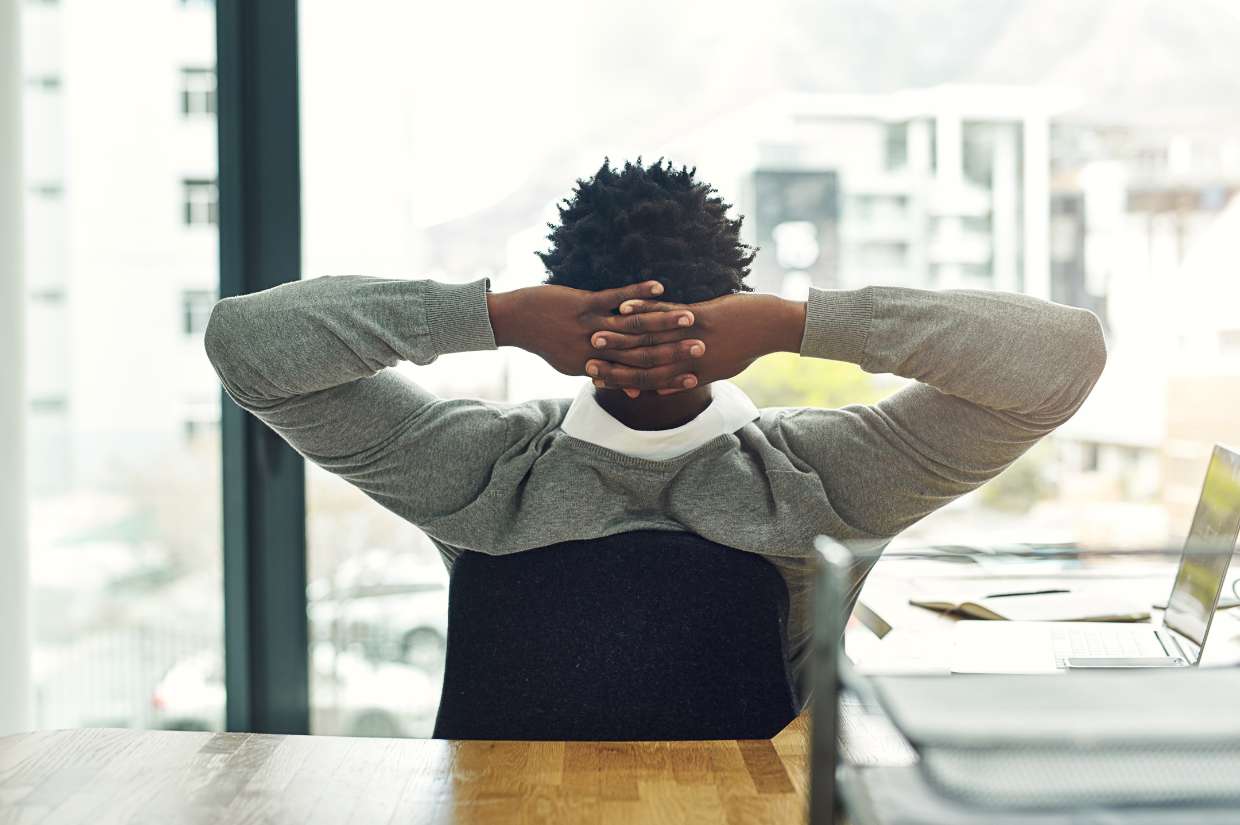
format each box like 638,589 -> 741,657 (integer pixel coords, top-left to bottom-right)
205,159 -> 1106,707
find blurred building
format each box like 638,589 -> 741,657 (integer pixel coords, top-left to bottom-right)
1161,192 -> 1240,535
22,0 -> 218,495
655,86 -> 1076,301
1049,129 -> 1240,528
1164,375 -> 1240,535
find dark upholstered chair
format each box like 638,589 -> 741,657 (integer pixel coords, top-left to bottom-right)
432,530 -> 798,741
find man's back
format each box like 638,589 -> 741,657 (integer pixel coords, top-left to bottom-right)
205,274 -> 1106,707
203,159 -> 1106,712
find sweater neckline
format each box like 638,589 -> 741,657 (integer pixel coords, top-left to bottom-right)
557,430 -> 742,470
559,380 -> 759,461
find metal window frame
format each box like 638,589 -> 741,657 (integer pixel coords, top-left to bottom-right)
215,0 -> 308,734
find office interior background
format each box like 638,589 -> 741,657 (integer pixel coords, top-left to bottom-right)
5,0 -> 1240,738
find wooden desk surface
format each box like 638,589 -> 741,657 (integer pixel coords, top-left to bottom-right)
0,715 -> 811,825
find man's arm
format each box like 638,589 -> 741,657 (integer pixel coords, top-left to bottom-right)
204,275 -> 699,526
589,286 -> 1107,538
781,286 -> 1106,537
204,276 -> 507,525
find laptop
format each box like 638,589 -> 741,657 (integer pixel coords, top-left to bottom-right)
951,443 -> 1240,674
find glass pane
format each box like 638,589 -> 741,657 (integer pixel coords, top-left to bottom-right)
300,1 -> 1240,735
22,1 -> 223,731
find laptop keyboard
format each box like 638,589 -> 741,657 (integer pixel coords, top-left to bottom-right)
1051,626 -> 1165,666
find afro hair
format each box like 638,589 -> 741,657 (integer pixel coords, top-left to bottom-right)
538,158 -> 755,304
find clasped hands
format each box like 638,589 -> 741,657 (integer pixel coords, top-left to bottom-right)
487,280 -> 804,396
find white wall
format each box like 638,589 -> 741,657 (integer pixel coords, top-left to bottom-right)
1,0 -> 33,736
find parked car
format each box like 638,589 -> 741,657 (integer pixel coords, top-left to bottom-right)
307,550 -> 449,672
152,643 -> 440,738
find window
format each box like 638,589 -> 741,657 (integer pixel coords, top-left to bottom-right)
849,194 -> 908,223
29,287 -> 65,303
1219,330 -> 1240,356
962,123 -> 997,186
285,0 -> 1240,739
1083,443 -> 1101,473
29,395 -> 68,414
858,240 -> 909,270
26,75 -> 61,91
179,67 -> 216,117
182,179 -> 218,226
181,289 -> 215,335
182,416 -> 218,443
29,181 -> 63,198
884,122 -> 908,171
1051,213 -> 1080,264
21,0 -> 223,734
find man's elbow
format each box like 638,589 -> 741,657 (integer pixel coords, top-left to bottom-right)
1073,307 -> 1108,387
1039,307 -> 1107,427
202,297 -> 244,375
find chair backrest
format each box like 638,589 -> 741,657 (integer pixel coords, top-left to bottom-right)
432,530 -> 798,741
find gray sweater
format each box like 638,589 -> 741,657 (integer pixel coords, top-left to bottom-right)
204,277 -> 1107,705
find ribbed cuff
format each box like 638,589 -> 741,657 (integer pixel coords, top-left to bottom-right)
798,287 -> 874,366
423,278 -> 498,355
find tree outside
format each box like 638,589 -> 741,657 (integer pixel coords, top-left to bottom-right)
734,352 -> 885,410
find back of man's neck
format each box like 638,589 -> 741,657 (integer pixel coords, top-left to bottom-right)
594,386 -> 714,431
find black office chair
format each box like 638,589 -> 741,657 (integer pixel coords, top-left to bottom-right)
432,530 -> 799,741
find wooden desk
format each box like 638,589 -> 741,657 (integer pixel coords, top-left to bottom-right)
0,716 -> 811,825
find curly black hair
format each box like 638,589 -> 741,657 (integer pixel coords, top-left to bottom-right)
538,159 -> 755,304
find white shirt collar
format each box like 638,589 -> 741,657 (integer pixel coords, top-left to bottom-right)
560,380 -> 760,461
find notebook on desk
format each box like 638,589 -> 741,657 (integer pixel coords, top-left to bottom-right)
910,589 -> 1150,622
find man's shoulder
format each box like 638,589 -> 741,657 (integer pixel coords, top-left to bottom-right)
422,396 -> 571,440
747,404 -> 856,443
490,396 -> 573,430
752,404 -> 830,425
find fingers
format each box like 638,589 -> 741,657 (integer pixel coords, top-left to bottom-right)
600,309 -> 694,335
602,376 -> 699,398
596,375 -> 700,398
587,339 -> 705,368
617,299 -> 685,316
585,360 -> 700,393
588,280 -> 665,311
603,373 -> 700,395
581,281 -> 702,395
589,329 -> 698,351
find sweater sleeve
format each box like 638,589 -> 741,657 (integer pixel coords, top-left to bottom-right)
203,275 -> 509,527
776,286 -> 1107,538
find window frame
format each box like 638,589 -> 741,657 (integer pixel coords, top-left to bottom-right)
216,0 -> 308,735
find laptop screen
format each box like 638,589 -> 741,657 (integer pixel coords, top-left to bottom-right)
1164,445 -> 1240,648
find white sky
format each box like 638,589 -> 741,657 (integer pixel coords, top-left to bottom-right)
299,1 -> 768,230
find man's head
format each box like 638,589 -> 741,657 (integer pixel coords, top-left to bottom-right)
539,159 -> 755,303
538,159 -> 755,429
